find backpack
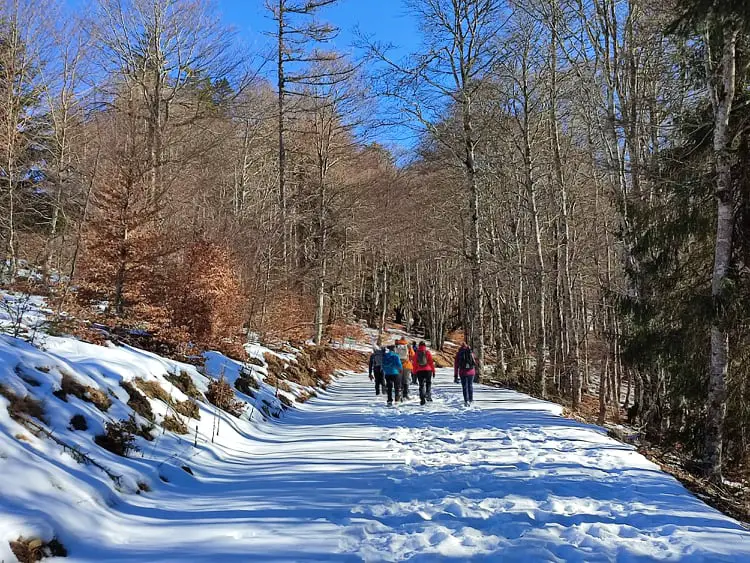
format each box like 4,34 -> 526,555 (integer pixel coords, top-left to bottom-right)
382,352 -> 400,375
459,347 -> 475,370
395,343 -> 409,361
416,348 -> 429,368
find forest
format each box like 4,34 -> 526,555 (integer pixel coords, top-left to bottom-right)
1,0 -> 749,486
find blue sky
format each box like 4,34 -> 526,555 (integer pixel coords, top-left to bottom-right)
67,0 -> 421,148
217,0 -> 419,68
213,1 -> 420,150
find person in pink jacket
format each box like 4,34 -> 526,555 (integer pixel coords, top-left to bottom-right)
454,343 -> 477,406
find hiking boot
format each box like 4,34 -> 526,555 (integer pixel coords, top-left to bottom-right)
420,399 -> 426,406
387,400 -> 393,406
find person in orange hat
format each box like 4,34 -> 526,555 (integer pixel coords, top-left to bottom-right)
394,337 -> 413,400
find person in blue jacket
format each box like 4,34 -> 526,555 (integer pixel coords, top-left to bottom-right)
381,345 -> 403,406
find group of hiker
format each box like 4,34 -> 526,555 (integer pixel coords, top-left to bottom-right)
368,338 -> 478,407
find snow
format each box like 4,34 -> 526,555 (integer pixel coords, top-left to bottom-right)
1,321 -> 749,563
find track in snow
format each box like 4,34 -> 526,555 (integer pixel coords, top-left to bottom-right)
37,370 -> 750,562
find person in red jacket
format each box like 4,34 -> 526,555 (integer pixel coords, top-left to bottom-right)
413,341 -> 435,405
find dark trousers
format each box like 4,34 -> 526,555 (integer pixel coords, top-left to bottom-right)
402,369 -> 411,399
416,371 -> 432,404
385,374 -> 401,403
374,369 -> 385,395
460,375 -> 475,403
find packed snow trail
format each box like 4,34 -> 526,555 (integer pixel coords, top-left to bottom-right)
6,369 -> 750,562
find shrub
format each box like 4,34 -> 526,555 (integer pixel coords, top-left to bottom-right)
9,536 -> 67,562
173,399 -> 200,420
165,241 -> 247,348
279,394 -> 293,409
165,371 -> 203,399
134,378 -> 170,403
206,377 -> 244,417
69,414 -> 88,431
162,414 -> 188,434
0,385 -> 47,425
94,416 -> 139,457
121,381 -> 154,422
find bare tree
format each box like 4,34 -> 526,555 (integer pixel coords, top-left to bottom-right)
0,0 -> 51,281
265,0 -> 343,274
369,0 -> 509,368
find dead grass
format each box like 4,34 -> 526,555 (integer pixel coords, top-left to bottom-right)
134,378 -> 170,403
173,399 -> 200,420
121,381 -> 154,421
9,536 -> 67,562
85,387 -> 112,412
305,346 -> 367,381
327,320 -> 367,344
0,385 -> 47,425
262,346 -> 366,405
162,414 -> 188,434
431,349 -> 454,369
165,371 -> 203,400
206,377 -> 244,417
296,390 -> 317,403
54,372 -> 111,412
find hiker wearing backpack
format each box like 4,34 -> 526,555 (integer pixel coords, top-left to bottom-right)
413,341 -> 435,405
369,346 -> 386,396
381,345 -> 403,406
395,337 -> 413,400
410,341 -> 419,384
454,343 -> 478,406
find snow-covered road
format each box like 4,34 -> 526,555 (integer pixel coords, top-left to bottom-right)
10,368 -> 750,562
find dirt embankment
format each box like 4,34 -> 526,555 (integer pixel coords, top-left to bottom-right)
263,345 -> 368,399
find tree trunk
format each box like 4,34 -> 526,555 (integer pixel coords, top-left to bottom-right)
277,1 -> 289,273
463,96 -> 485,374
705,23 -> 738,481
